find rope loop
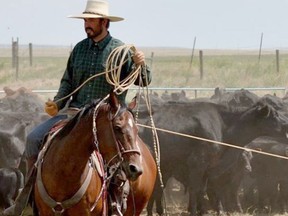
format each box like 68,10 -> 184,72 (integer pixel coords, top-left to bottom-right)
106,44 -> 141,95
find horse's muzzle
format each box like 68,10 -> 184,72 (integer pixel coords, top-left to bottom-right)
127,163 -> 143,181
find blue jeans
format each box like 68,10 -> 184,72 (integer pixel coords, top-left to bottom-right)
25,114 -> 67,158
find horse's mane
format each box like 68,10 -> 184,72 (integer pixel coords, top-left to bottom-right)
56,99 -> 102,138
55,96 -> 134,138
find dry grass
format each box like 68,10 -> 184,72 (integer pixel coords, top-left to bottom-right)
1,46 -> 288,100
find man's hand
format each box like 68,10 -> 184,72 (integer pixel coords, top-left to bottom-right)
132,51 -> 146,66
45,100 -> 58,116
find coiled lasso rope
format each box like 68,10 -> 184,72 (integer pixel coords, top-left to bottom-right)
105,44 -> 141,95
54,44 -> 140,104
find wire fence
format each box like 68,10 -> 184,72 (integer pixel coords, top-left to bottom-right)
0,87 -> 287,100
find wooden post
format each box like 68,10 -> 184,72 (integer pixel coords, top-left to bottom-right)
70,43 -> 73,54
189,37 -> 197,69
29,43 -> 33,66
16,55 -> 19,80
199,50 -> 203,79
12,37 -> 19,79
12,38 -> 18,68
16,38 -> 19,80
12,38 -> 14,67
150,52 -> 154,69
276,49 -> 279,73
258,32 -> 263,63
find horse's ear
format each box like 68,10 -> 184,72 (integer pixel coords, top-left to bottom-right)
128,96 -> 137,110
109,91 -> 120,111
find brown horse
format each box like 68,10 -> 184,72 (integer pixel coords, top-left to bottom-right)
33,92 -> 157,216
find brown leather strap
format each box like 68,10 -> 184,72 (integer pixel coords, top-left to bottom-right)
36,162 -> 93,212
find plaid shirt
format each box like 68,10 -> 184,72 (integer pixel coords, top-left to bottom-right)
54,33 -> 151,109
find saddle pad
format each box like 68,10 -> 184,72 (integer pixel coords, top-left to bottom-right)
49,119 -> 69,133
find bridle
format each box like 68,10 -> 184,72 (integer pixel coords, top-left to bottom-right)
92,100 -> 141,171
92,100 -> 141,215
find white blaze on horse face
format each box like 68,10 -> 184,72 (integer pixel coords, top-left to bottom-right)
128,118 -> 134,129
128,117 -> 141,160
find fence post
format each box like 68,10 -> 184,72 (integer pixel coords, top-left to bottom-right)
276,49 -> 279,73
12,38 -> 15,67
12,37 -> 19,80
199,50 -> 203,79
150,52 -> 154,69
70,43 -> 73,54
258,32 -> 263,63
29,43 -> 33,66
189,36 -> 197,70
12,37 -> 19,68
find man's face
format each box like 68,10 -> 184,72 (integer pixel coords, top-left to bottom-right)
84,18 -> 104,39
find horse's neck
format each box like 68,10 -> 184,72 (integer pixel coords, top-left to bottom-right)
44,119 -> 94,175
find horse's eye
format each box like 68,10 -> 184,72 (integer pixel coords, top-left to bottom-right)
114,126 -> 123,133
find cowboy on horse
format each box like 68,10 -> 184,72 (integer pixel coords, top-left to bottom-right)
4,0 -> 154,215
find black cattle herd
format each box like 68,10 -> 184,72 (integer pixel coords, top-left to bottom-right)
1,87 -> 288,216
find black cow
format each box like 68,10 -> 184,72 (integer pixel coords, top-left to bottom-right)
0,87 -> 48,172
141,101 -> 236,215
245,136 -> 288,214
206,149 -> 253,214
162,90 -> 189,102
258,94 -> 288,113
210,88 -> 260,109
0,112 -> 47,170
206,101 -> 288,214
140,101 -> 227,216
0,87 -> 44,113
0,167 -> 24,209
140,100 -> 288,216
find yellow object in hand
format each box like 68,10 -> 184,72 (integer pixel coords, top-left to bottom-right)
45,99 -> 58,116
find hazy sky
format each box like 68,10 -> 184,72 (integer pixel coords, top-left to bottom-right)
2,0 -> 288,49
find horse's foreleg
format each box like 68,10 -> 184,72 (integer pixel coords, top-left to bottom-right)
146,195 -> 154,216
146,183 -> 165,216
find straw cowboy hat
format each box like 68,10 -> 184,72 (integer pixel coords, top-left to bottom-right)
68,0 -> 124,22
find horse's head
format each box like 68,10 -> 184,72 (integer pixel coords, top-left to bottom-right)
96,92 -> 143,181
